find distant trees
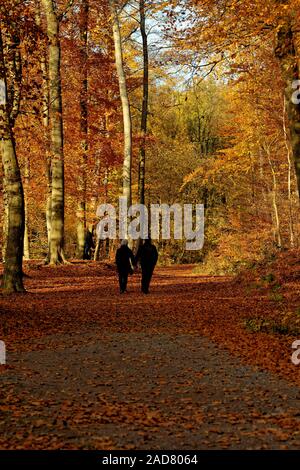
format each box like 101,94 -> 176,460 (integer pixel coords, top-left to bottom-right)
173,0 -> 300,196
2,0 -> 300,293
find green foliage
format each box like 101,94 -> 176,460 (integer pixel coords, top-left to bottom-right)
269,291 -> 284,303
245,306 -> 300,336
261,273 -> 276,284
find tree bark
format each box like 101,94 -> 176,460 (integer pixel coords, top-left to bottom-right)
138,0 -> 149,206
23,155 -> 30,260
76,0 -> 89,259
0,28 -> 25,293
265,145 -> 282,249
275,9 -> 300,197
283,95 -> 296,248
109,0 -> 132,207
2,189 -> 8,262
42,0 -> 66,264
35,1 -> 52,262
41,48 -> 52,262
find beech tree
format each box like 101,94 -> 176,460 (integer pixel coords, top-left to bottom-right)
275,0 -> 300,196
109,0 -> 132,207
41,0 -> 75,264
35,1 -> 52,261
76,0 -> 89,259
138,0 -> 149,206
0,20 -> 25,293
41,0 -> 65,264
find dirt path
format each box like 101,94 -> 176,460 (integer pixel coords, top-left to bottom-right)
1,263 -> 300,449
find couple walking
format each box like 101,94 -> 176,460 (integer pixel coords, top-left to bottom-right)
115,239 -> 158,294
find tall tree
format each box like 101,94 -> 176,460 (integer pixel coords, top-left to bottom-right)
109,0 -> 132,207
275,0 -> 300,197
35,0 -> 52,262
76,0 -> 89,259
41,0 -> 66,264
0,26 -> 25,293
138,0 -> 149,206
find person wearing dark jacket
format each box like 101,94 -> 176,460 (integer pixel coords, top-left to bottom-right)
84,229 -> 95,260
135,239 -> 158,294
115,240 -> 135,294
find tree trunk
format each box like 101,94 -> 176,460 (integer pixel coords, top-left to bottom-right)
76,0 -> 89,259
35,1 -> 52,262
23,155 -> 30,260
266,145 -> 282,249
42,0 -> 65,264
42,53 -> 52,262
283,95 -> 295,248
109,0 -> 132,207
2,187 -> 8,262
138,0 -> 149,206
0,29 -> 25,293
275,12 -> 300,197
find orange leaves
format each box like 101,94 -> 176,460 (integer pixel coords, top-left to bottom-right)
1,262 -> 300,448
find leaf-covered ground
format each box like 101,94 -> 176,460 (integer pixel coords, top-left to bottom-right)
1,261 -> 300,449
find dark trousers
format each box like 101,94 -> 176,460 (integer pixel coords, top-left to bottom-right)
84,246 -> 91,260
118,271 -> 129,293
141,267 -> 154,294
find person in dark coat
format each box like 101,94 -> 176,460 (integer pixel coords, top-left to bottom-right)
115,240 -> 135,294
84,229 -> 95,260
135,239 -> 158,294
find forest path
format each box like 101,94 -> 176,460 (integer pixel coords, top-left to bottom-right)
1,263 -> 300,449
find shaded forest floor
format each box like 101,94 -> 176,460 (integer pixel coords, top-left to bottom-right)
1,259 -> 300,449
